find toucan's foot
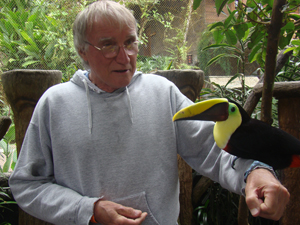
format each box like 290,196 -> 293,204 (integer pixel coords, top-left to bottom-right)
231,156 -> 239,169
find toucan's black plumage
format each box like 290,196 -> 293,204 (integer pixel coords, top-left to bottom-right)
173,98 -> 300,170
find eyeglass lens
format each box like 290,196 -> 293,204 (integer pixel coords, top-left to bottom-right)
103,42 -> 138,58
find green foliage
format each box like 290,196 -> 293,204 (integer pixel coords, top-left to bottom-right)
194,199 -> 209,225
0,187 -> 16,209
0,185 -> 16,225
0,0 -> 83,80
137,55 -> 173,73
165,30 -> 191,68
194,182 -> 240,225
197,0 -> 300,71
197,29 -> 232,75
201,74 -> 253,107
202,6 -> 250,74
123,0 -> 162,45
126,0 -> 196,69
0,125 -> 16,173
275,54 -> 300,82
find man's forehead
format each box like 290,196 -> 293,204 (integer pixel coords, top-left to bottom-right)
97,34 -> 137,42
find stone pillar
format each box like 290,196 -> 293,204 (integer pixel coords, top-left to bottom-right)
2,69 -> 62,225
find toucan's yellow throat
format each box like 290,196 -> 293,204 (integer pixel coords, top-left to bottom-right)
173,98 -> 242,149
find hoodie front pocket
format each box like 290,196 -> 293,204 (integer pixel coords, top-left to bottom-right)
112,191 -> 160,225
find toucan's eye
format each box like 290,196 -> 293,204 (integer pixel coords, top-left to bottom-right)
231,106 -> 235,112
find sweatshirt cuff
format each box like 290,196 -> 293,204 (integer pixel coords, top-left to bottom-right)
76,196 -> 101,225
244,160 -> 276,183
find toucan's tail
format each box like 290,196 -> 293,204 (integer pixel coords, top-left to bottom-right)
290,155 -> 300,168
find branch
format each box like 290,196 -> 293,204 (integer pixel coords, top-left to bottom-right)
261,0 -> 286,124
243,48 -> 292,114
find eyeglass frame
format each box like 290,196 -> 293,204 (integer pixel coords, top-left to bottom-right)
84,40 -> 139,59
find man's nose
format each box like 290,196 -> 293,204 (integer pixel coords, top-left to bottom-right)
115,46 -> 130,64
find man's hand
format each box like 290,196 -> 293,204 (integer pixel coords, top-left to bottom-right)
93,200 -> 148,225
245,168 -> 290,221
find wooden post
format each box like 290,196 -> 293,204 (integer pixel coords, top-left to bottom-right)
154,69 -> 204,225
2,69 -> 62,225
278,97 -> 300,225
250,81 -> 300,225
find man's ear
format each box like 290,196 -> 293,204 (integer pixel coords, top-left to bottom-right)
79,47 -> 88,61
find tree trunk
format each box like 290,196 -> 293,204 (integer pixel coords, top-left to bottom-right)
1,69 -> 62,225
261,0 -> 286,125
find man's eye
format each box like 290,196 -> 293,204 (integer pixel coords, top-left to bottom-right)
125,39 -> 135,45
102,43 -> 114,48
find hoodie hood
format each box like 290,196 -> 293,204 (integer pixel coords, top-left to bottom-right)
70,70 -> 142,133
70,69 -> 142,95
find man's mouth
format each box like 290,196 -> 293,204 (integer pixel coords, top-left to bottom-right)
114,69 -> 129,73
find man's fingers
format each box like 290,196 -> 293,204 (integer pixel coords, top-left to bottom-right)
116,205 -> 143,219
246,188 -> 264,217
114,211 -> 148,224
134,212 -> 148,223
94,200 -> 148,224
246,182 -> 290,220
259,184 -> 290,220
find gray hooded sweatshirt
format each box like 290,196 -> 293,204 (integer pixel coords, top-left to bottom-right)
9,70 -> 253,225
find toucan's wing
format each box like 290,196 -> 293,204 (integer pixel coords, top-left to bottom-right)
226,118 -> 300,169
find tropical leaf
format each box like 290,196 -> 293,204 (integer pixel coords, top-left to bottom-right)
193,0 -> 203,10
215,0 -> 230,16
224,29 -> 237,45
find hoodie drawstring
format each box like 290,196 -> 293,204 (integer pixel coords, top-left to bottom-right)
82,79 -> 93,134
83,77 -> 133,133
126,86 -> 134,124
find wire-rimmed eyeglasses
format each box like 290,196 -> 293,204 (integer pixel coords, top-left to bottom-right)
84,40 -> 139,59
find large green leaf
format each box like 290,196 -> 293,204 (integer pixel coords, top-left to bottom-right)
4,125 -> 15,143
2,152 -> 13,172
20,31 -> 39,52
212,29 -> 223,44
224,10 -> 237,28
193,0 -> 203,10
22,60 -> 40,68
248,43 -> 262,63
202,43 -> 239,51
225,29 -> 237,45
45,42 -> 56,60
248,27 -> 264,49
225,73 -> 241,88
206,53 -> 240,67
234,23 -> 248,40
215,0 -> 229,16
209,22 -> 224,31
11,149 -> 18,170
0,139 -> 7,151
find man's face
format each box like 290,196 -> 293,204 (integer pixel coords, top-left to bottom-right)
80,21 -> 137,92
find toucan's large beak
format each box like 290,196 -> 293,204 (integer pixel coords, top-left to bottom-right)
173,98 -> 229,122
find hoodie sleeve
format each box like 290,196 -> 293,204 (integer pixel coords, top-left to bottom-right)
174,98 -> 254,195
9,99 -> 99,225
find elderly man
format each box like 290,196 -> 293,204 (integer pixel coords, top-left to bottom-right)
9,1 -> 289,224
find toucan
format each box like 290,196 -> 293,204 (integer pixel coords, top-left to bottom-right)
173,98 -> 300,170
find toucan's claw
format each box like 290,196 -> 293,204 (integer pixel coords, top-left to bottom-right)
231,156 -> 239,170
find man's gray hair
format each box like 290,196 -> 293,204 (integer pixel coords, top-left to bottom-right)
73,0 -> 137,69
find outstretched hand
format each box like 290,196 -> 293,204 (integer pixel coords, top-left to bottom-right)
93,200 -> 148,225
245,168 -> 290,221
